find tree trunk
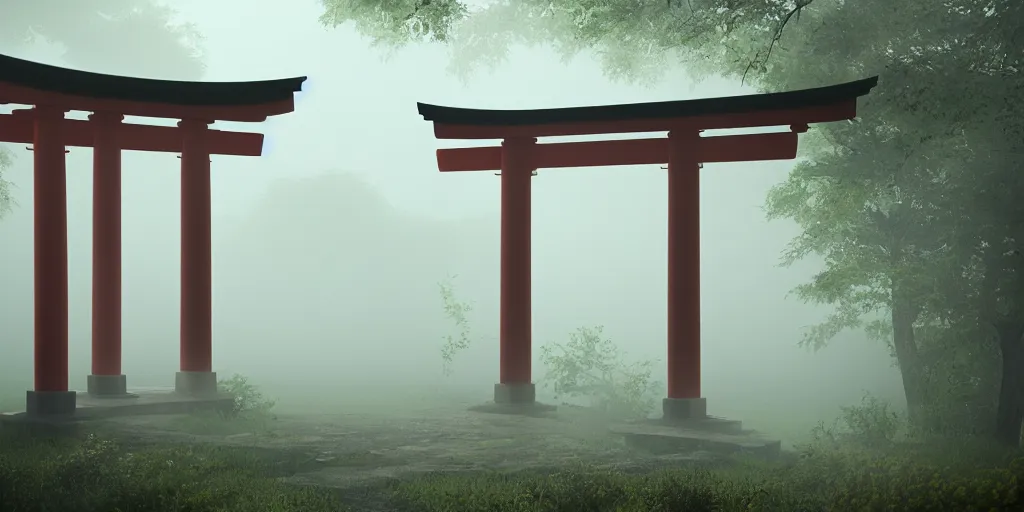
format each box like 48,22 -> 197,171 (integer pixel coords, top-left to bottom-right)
994,323 -> 1024,447
892,293 -> 926,423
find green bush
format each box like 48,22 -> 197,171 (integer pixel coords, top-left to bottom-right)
811,393 -> 905,446
219,373 -> 276,415
539,326 -> 660,420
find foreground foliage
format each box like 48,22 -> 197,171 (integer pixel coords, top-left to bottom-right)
0,430 -> 343,512
0,386 -> 1016,511
395,440 -> 1023,512
1,420 -> 1020,511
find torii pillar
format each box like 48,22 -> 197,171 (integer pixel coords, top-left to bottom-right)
87,111 -> 127,396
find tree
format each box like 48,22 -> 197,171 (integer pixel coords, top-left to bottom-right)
318,0 -> 1024,442
0,0 -> 206,219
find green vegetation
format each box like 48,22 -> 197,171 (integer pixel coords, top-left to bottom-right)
438,274 -> 475,376
0,430 -> 343,512
220,373 -> 278,415
436,275 -> 659,420
2,393 -> 1021,511
161,374 -> 280,436
393,443 -> 1023,512
540,326 -> 660,420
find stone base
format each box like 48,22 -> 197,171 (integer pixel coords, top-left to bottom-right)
175,371 -> 218,396
87,374 -> 133,397
25,390 -> 77,418
611,421 -> 781,459
494,382 -> 536,404
663,397 -> 707,421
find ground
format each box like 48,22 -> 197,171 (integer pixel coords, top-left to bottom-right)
104,403 -> 728,490
2,392 -> 1023,511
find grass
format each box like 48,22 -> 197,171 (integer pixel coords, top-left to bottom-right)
0,427 -> 344,512
389,440 -> 1024,512
1,419 -> 1022,512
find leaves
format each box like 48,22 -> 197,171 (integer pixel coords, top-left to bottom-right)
539,326 -> 660,419
319,0 -> 469,48
438,274 -> 474,376
0,148 -> 12,220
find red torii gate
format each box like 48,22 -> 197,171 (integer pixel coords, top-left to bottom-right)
0,54 -> 305,417
417,77 -> 878,420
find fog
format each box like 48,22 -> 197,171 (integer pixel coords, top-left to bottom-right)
0,0 -> 903,437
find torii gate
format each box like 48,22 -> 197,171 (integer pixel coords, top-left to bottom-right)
0,54 -> 305,417
417,77 -> 878,420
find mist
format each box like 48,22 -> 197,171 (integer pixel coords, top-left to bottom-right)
0,0 -> 903,438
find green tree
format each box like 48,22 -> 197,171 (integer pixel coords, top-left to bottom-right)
318,0 -> 1023,442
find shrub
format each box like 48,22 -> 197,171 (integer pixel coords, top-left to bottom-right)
809,393 -> 904,447
218,373 -> 276,415
539,326 -> 660,420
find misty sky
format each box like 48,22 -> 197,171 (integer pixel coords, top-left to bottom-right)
0,0 -> 903,429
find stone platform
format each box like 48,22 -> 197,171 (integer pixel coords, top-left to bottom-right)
610,416 -> 781,459
1,387 -> 234,423
468,401 -> 558,417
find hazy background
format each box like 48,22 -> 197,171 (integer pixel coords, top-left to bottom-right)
0,0 -> 903,434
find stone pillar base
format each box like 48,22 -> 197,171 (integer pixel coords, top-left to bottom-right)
662,397 -> 707,421
87,374 -> 129,397
26,390 -> 77,418
175,371 -> 218,396
494,382 -> 536,404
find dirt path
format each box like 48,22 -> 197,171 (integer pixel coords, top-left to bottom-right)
102,406 -> 727,491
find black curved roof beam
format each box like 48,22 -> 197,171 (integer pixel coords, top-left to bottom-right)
419,76 -> 878,126
0,53 -> 306,121
0,53 -> 305,106
418,76 -> 879,139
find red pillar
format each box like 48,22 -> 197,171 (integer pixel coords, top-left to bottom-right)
87,112 -> 127,396
495,137 -> 537,404
176,119 -> 216,395
28,105 -> 76,416
32,106 -> 70,393
665,129 -> 703,409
